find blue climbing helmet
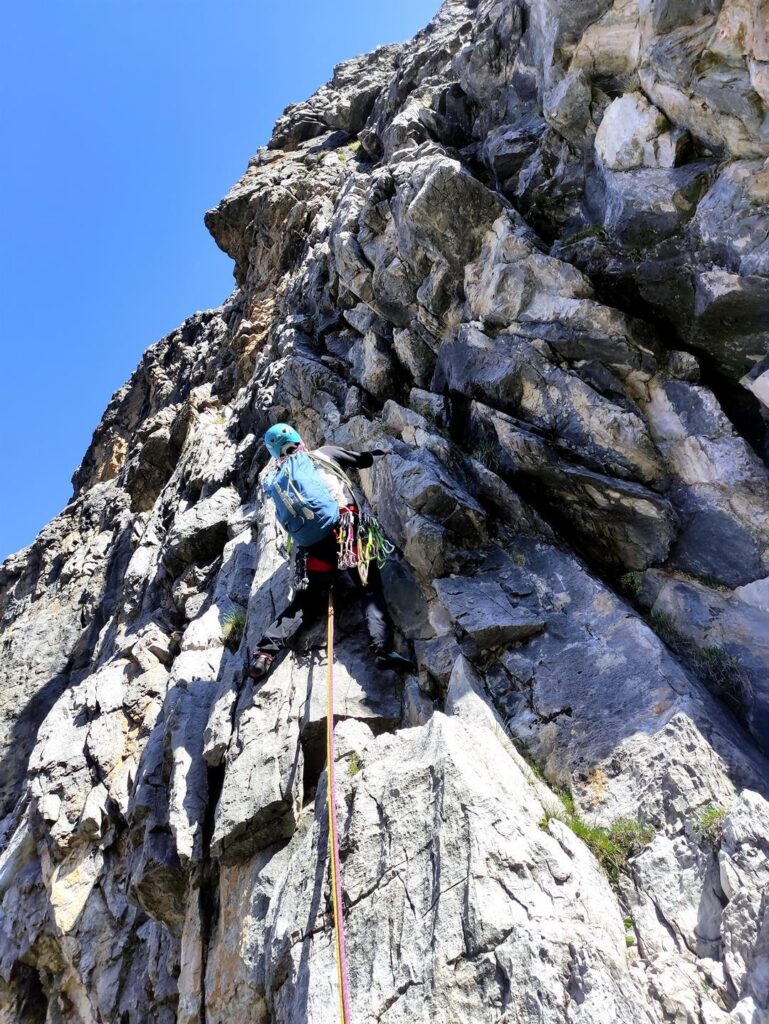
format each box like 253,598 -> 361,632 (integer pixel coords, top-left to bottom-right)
264,423 -> 303,459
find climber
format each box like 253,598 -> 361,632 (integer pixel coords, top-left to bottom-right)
247,423 -> 413,681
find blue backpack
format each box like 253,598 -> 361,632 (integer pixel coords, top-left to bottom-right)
263,450 -> 340,546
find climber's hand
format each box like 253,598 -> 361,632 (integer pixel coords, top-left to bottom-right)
370,446 -> 393,457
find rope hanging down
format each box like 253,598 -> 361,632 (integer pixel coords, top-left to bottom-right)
326,588 -> 352,1023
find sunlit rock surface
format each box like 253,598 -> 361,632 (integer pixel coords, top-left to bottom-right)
2,1 -> 769,1021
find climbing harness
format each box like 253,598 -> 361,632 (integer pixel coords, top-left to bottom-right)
326,589 -> 352,1024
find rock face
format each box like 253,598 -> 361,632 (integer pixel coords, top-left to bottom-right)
2,2 -> 769,1022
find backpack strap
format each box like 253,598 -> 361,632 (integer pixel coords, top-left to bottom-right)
308,451 -> 361,506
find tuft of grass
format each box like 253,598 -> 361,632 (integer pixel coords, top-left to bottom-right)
648,609 -> 679,644
695,803 -> 726,846
697,573 -> 731,592
620,572 -> 642,601
372,420 -> 402,440
560,225 -> 609,246
518,741 -> 655,887
540,801 -> 655,887
538,801 -> 567,828
337,139 -> 363,162
222,608 -> 247,651
347,752 -> 363,777
607,819 -> 656,856
469,438 -> 500,473
625,935 -> 636,947
698,647 -> 751,707
648,611 -> 751,713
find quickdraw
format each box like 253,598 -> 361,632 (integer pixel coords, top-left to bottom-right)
356,513 -> 394,586
335,510 -> 395,583
336,509 -> 358,570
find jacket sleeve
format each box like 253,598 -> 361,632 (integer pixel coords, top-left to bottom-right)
316,444 -> 386,469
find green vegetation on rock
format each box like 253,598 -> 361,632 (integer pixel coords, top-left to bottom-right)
648,611 -> 751,713
222,608 -> 247,651
695,803 -> 727,846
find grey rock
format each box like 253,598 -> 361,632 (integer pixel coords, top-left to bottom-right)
692,161 -> 769,277
742,352 -> 769,412
734,575 -> 769,614
402,676 -> 434,726
163,486 -> 240,572
667,350 -> 701,382
392,326 -> 437,387
270,46 -> 400,150
641,376 -> 769,586
590,160 -> 713,247
437,323 -> 664,486
595,92 -> 685,171
719,790 -> 769,1015
407,387 -> 448,426
413,634 -> 462,694
211,653 -> 305,865
3,2 -> 769,1020
482,117 -> 546,185
649,572 -> 769,751
433,576 -> 546,647
640,0 -> 718,34
349,330 -> 397,400
470,400 -> 677,571
543,68 -> 592,147
259,713 -> 665,1023
691,269 -> 769,379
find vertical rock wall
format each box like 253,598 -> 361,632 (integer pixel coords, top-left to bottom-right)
2,1 -> 769,1021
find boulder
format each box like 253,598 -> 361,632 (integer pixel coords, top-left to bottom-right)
595,92 -> 685,171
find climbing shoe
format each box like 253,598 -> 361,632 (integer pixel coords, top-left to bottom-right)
248,652 -> 274,681
375,650 -> 414,672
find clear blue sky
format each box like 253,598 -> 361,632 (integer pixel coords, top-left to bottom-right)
0,1 -> 439,562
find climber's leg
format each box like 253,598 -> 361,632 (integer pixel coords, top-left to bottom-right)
352,562 -> 391,652
355,563 -> 414,671
249,574 -> 329,676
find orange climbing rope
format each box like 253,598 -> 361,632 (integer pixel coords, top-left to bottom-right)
326,588 -> 352,1023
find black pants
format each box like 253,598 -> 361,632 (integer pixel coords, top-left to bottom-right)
256,535 -> 393,657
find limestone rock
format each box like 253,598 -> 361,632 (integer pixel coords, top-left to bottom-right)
719,790 -> 769,1015
2,1 -> 769,1021
260,713 -> 666,1023
595,92 -> 685,170
646,571 -> 769,751
433,576 -> 546,647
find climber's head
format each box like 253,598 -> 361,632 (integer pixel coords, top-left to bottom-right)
264,423 -> 303,459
